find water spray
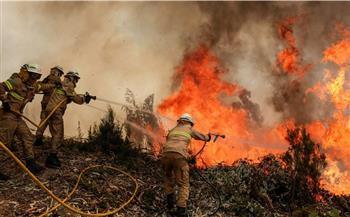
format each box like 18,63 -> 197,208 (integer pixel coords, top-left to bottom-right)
95,97 -> 176,122
85,104 -> 166,144
86,101 -> 223,216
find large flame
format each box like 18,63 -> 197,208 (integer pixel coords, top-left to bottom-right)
157,20 -> 350,195
158,45 -> 287,166
307,24 -> 350,194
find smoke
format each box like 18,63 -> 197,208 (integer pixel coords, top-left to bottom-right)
194,2 -> 350,126
2,2 -> 350,136
0,2 -> 206,135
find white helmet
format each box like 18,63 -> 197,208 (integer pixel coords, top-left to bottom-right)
21,64 -> 42,79
51,65 -> 64,76
65,70 -> 80,80
178,113 -> 194,126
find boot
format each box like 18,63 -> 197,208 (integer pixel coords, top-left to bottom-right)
33,136 -> 43,146
0,172 -> 9,181
175,206 -> 188,217
26,158 -> 45,174
166,193 -> 176,210
45,153 -> 61,169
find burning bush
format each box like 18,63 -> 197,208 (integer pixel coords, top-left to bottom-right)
282,127 -> 327,206
61,108 -> 350,216
191,128 -> 347,217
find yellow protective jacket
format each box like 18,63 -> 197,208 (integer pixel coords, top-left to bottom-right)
45,78 -> 85,114
41,74 -> 61,110
162,123 -> 210,159
0,73 -> 55,113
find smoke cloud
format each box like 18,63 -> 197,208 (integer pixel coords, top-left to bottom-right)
194,2 -> 350,126
1,2 -> 350,136
1,2 -> 206,135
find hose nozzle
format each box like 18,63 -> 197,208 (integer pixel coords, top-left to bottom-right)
84,92 -> 96,104
212,133 -> 225,143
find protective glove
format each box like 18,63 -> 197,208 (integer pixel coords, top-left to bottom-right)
2,101 -> 11,112
188,156 -> 196,165
84,95 -> 91,104
84,92 -> 96,104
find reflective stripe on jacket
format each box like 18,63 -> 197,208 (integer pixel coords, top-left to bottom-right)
162,123 -> 209,158
45,78 -> 85,113
0,73 -> 55,113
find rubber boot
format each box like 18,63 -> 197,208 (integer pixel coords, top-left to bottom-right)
45,153 -> 61,169
26,158 -> 45,174
167,193 -> 176,210
166,193 -> 176,215
33,136 -> 43,146
176,206 -> 188,217
0,172 -> 10,181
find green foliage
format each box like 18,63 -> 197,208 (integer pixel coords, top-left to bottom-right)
192,127 -> 332,216
60,115 -> 350,216
87,106 -> 126,153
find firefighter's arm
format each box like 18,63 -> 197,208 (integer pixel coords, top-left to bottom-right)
0,82 -> 8,101
0,78 -> 15,101
34,81 -> 56,93
191,129 -> 211,142
68,92 -> 85,105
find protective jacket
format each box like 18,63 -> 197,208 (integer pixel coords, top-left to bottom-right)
0,73 -> 55,160
44,78 -> 85,154
0,73 -> 55,113
45,78 -> 85,113
36,74 -> 62,138
41,74 -> 62,111
162,123 -> 210,158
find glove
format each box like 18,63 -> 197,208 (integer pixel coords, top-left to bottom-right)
188,156 -> 196,165
84,95 -> 92,104
207,133 -> 211,142
2,101 -> 11,112
84,92 -> 96,104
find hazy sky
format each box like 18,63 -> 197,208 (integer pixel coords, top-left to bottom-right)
1,2 -> 350,136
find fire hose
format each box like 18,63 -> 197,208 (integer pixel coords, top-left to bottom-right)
190,134 -> 225,217
11,99 -> 67,129
0,141 -> 139,216
1,98 -> 139,216
86,103 -> 225,216
5,95 -> 222,216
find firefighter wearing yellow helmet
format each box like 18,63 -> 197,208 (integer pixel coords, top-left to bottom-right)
0,64 -> 58,179
42,70 -> 94,169
161,113 -> 211,217
34,65 -> 64,146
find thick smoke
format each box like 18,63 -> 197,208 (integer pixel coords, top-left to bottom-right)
1,2 -> 350,136
1,2 -> 206,135
195,2 -> 350,126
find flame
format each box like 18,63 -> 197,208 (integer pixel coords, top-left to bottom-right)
158,45 -> 252,166
158,45 -> 290,166
306,24 -> 350,194
277,16 -> 312,78
157,20 -> 350,195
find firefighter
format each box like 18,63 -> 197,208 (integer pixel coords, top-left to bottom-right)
34,66 -> 64,146
161,113 -> 211,217
0,64 -> 57,176
43,71 -> 94,169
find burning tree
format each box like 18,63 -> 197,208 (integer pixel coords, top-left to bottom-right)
282,127 -> 327,206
